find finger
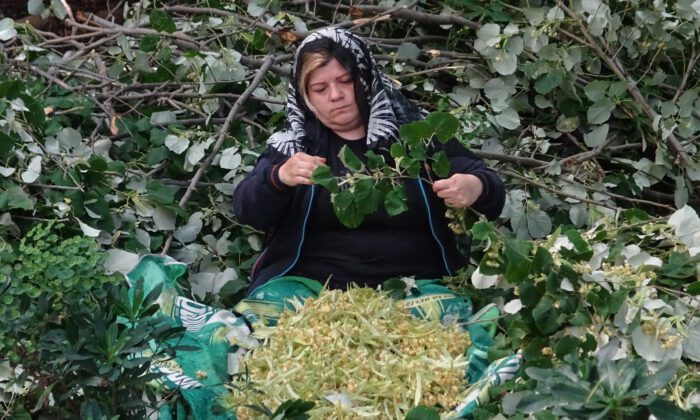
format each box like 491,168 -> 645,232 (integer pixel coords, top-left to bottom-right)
432,180 -> 449,192
436,190 -> 452,200
294,176 -> 312,185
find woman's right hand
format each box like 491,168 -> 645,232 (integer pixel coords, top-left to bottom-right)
278,152 -> 327,187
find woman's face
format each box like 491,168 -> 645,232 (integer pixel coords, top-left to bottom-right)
306,58 -> 365,139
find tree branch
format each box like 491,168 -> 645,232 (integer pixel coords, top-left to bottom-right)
161,55 -> 275,255
557,1 -> 693,167
316,2 -> 479,29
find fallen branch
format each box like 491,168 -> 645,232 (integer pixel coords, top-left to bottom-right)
558,1 -> 693,167
316,1 -> 479,30
161,55 -> 275,255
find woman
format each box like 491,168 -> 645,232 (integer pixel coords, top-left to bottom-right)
233,27 -> 505,296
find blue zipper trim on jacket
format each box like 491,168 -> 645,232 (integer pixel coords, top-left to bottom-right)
417,179 -> 453,276
270,184 -> 316,280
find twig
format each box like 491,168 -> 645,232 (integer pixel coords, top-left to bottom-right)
27,65 -> 73,91
24,183 -> 82,190
317,1 -> 479,30
392,65 -> 466,79
471,151 -> 549,168
67,17 -> 202,50
165,5 -> 309,39
672,47 -> 700,102
161,55 -> 275,255
500,169 -> 618,210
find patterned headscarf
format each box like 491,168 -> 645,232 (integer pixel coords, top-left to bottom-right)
267,27 -> 425,157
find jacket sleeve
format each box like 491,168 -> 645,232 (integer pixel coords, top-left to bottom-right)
233,150 -> 295,230
440,138 -> 506,220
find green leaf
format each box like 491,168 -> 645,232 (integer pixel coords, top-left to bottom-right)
405,405 -> 440,420
431,151 -> 451,178
662,252 -> 697,279
492,50 -> 518,75
311,166 -> 338,193
472,221 -> 495,241
396,42 -> 421,60
332,191 -> 363,228
146,146 -> 168,167
534,69 -> 563,94
354,178 -> 382,215
0,18 -> 17,42
88,156 -> 108,172
554,336 -> 580,358
527,209 -> 552,238
384,186 -> 408,216
583,124 -> 609,148
560,229 -> 593,261
339,145 -> 364,172
531,247 -> 553,274
272,399 -> 315,419
424,111 -> 459,143
407,143 -> 427,162
0,186 -> 34,210
146,180 -> 175,204
140,35 -> 160,52
584,80 -> 609,102
495,107 -> 521,130
549,382 -> 589,403
400,120 -> 431,146
149,10 -> 176,33
365,150 -> 384,170
390,143 -> 407,159
687,281 -> 700,295
532,295 -> 563,334
587,98 -> 615,124
647,399 -> 695,420
0,79 -> 22,99
381,277 -> 409,299
0,132 -> 19,159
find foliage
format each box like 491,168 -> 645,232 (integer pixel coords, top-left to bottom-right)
462,205 -> 700,418
516,354 -> 692,419
0,222 -> 118,362
0,0 -> 699,417
311,111 -> 459,228
0,225 -> 186,417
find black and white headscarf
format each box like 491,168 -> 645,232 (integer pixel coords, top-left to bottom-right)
267,27 -> 426,157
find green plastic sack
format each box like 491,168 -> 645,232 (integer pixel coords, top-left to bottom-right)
125,257 -> 522,419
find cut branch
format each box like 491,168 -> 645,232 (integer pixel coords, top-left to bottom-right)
557,1 -> 692,167
316,2 -> 479,29
161,55 -> 275,255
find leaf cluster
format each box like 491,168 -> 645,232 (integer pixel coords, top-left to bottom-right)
311,111 -> 459,228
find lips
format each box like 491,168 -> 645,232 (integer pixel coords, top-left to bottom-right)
331,105 -> 349,113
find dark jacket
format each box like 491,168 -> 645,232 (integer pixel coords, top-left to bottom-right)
233,139 -> 505,293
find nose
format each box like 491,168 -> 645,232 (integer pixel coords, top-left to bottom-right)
329,82 -> 344,101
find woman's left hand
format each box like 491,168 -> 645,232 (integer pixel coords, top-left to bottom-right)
432,174 -> 484,208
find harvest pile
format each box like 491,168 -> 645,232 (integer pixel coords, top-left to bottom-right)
224,287 -> 472,419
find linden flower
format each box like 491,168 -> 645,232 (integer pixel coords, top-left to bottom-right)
224,288 -> 472,419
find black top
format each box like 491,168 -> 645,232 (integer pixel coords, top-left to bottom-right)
289,135 -> 446,289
